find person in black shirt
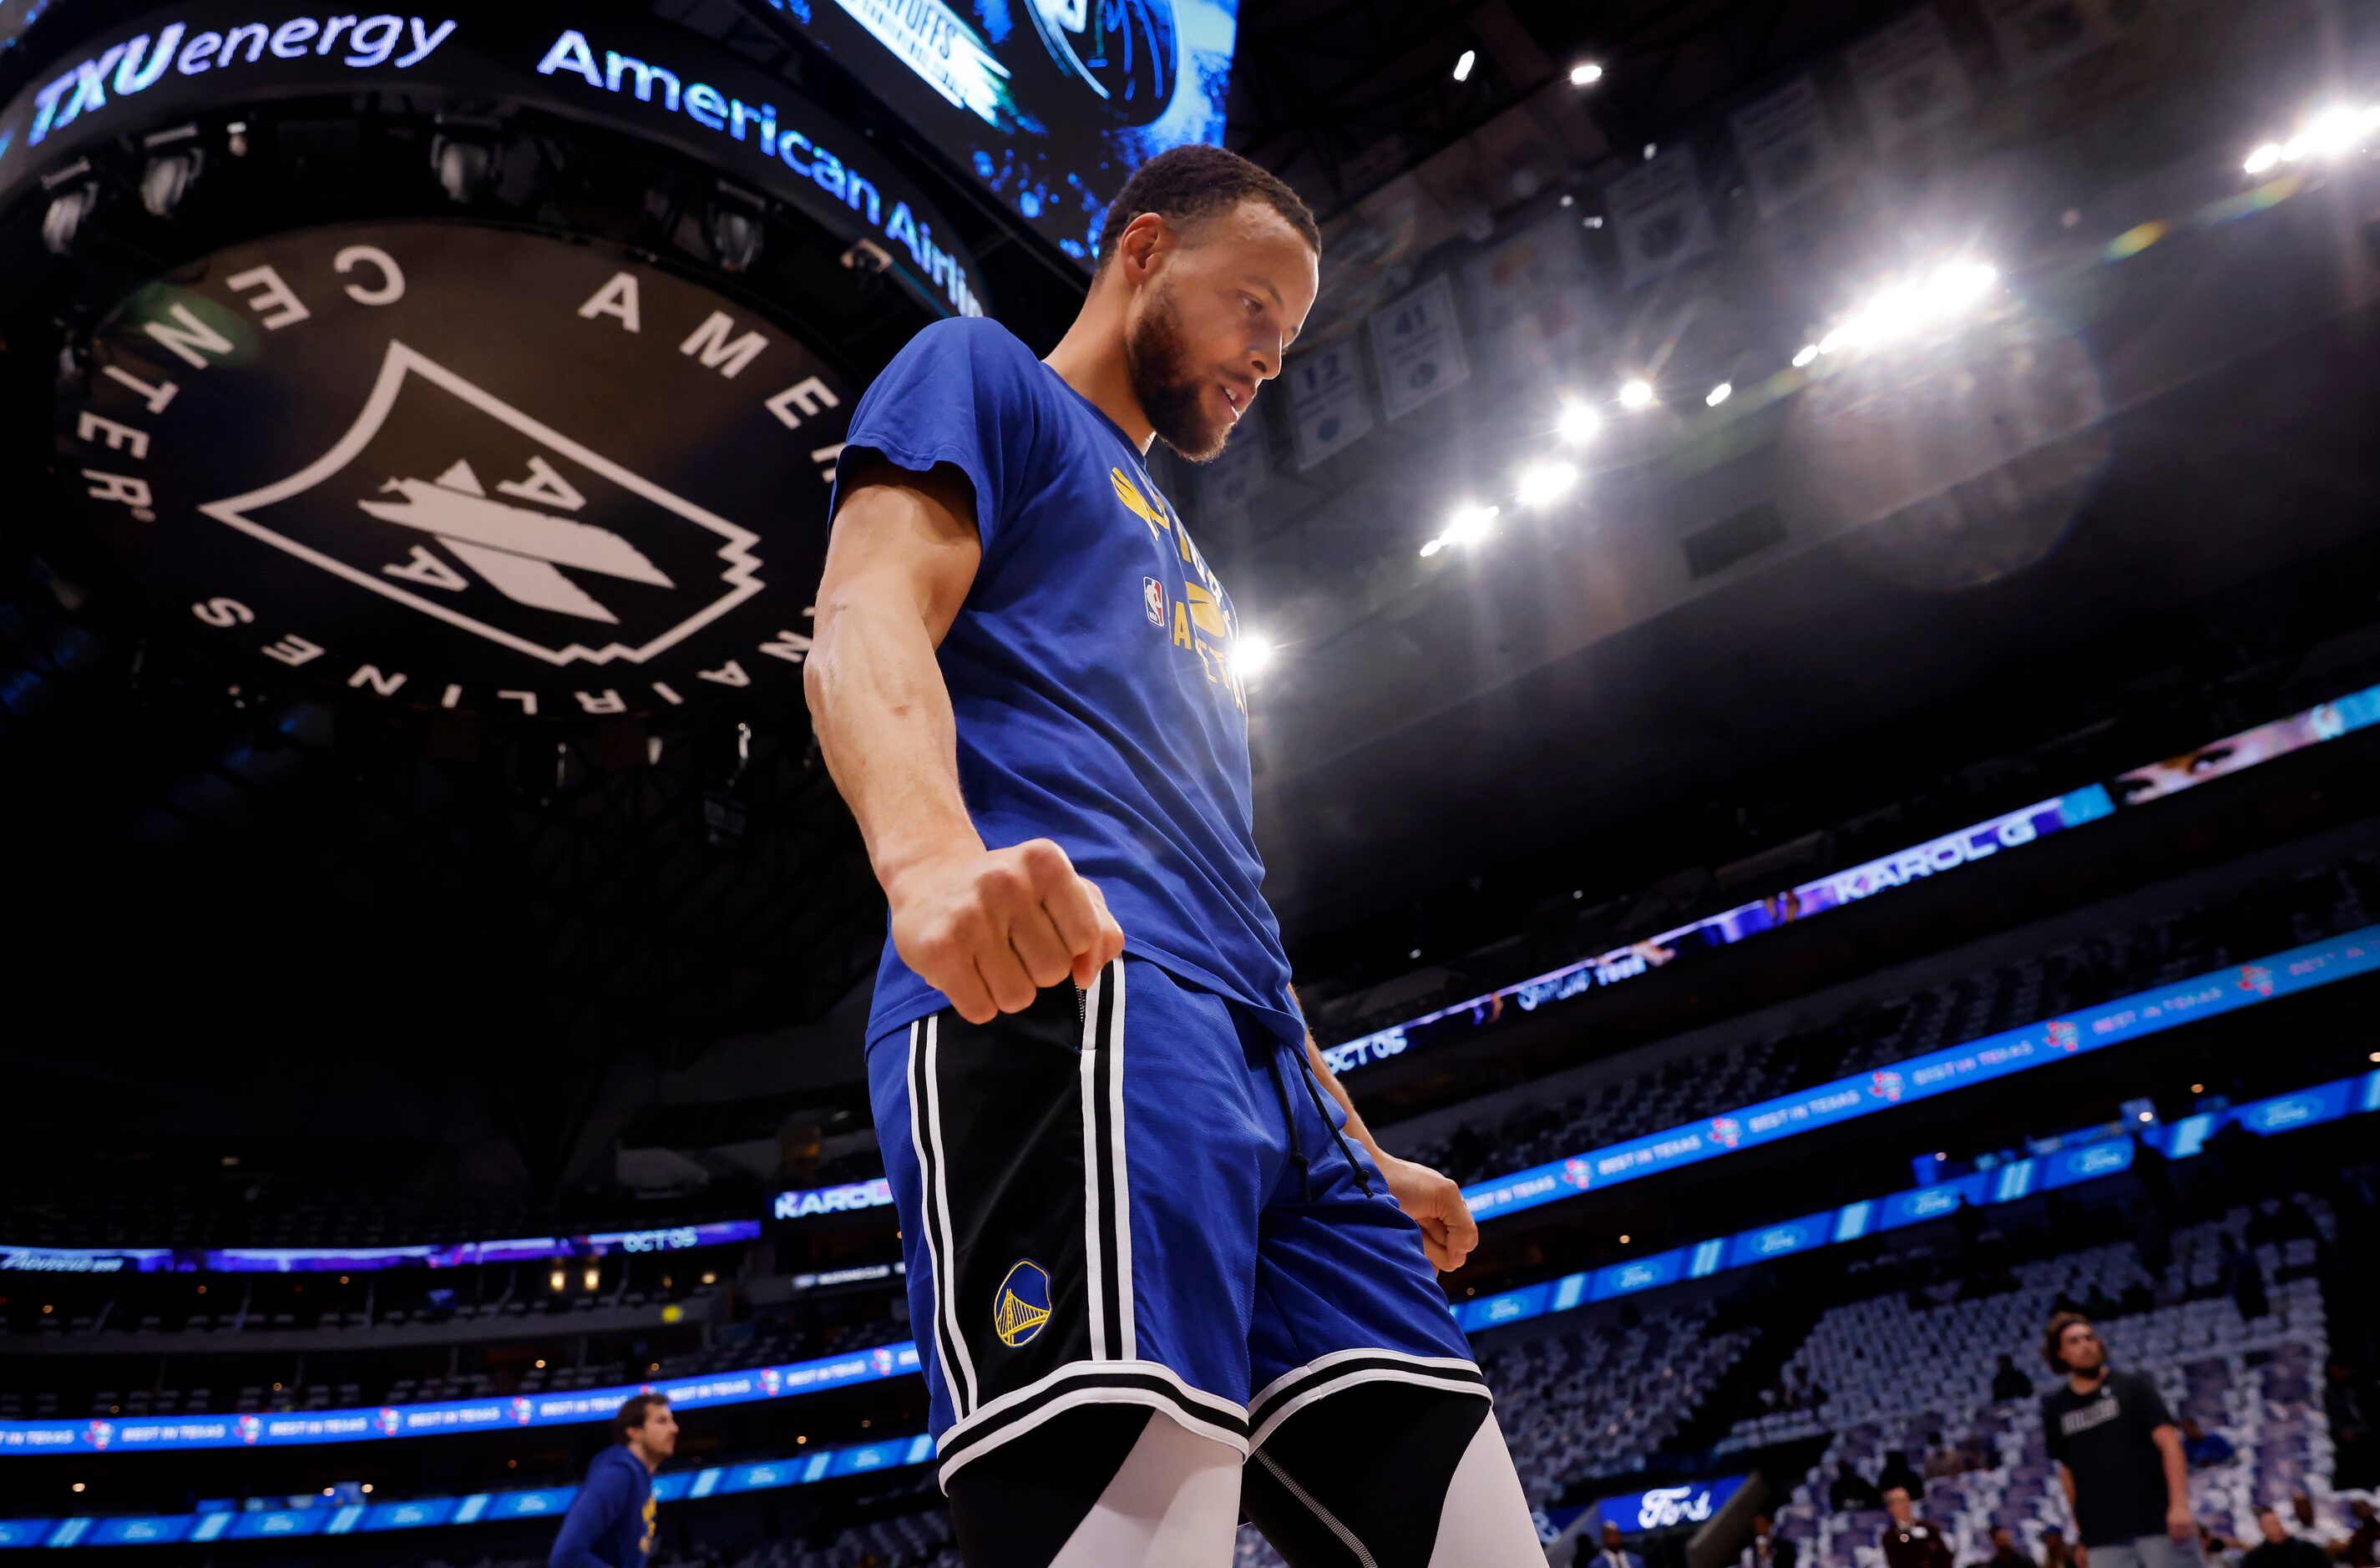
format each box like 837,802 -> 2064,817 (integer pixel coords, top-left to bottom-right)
1832,1463 -> 1885,1513
1879,1487 -> 1955,1568
2241,1510 -> 2330,1568
1995,1354 -> 2036,1404
1743,1513 -> 1800,1568
1975,1525 -> 2038,1568
2039,1312 -> 2200,1568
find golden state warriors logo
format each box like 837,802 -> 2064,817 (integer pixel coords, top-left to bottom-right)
1112,467 -> 1169,536
993,1259 -> 1052,1348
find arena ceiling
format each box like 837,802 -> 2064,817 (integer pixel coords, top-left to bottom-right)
3,0 -> 2378,1191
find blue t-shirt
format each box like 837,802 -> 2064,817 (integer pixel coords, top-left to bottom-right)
830,317 -> 1298,1045
548,1447 -> 654,1568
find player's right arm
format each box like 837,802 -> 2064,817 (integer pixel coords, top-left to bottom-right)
805,458 -> 1125,1024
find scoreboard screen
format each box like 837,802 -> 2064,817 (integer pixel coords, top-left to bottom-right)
761,0 -> 1240,264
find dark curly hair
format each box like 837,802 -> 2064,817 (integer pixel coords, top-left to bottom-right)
2043,1310 -> 2096,1372
1094,144 -> 1319,274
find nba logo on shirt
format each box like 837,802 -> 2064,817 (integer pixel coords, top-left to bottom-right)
1143,576 -> 1165,625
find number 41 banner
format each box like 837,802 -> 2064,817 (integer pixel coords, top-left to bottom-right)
1368,275 -> 1471,422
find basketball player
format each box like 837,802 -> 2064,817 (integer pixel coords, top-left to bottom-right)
805,144 -> 1543,1565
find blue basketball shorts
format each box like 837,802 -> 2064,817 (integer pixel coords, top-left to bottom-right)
864,956 -> 1486,1487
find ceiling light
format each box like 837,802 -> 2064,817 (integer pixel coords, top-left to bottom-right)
1618,377 -> 1656,410
1570,62 -> 1603,86
549,1269 -> 565,1292
1705,382 -> 1733,407
1452,48 -> 1476,82
1516,461 -> 1579,508
2243,142 -> 2284,175
1556,401 -> 1601,445
1419,538 -> 1444,558
1233,634 -> 1275,679
1827,260 -> 1999,353
1441,502 -> 1498,546
1792,344 -> 1820,368
2275,103 -> 2380,165
582,1267 -> 599,1291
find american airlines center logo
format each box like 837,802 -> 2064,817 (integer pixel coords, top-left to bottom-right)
55,220 -> 852,719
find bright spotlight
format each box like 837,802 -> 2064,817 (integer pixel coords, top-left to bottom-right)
2244,142 -> 2284,175
1792,344 -> 1820,368
582,1267 -> 599,1291
1452,48 -> 1476,82
1556,400 -> 1601,445
1618,377 -> 1656,410
1419,538 -> 1445,558
1705,382 -> 1733,407
1826,260 -> 1999,353
1516,462 -> 1578,508
1442,502 -> 1499,546
1569,62 -> 1603,86
1233,634 -> 1276,680
2291,103 -> 2380,161
548,1269 -> 565,1292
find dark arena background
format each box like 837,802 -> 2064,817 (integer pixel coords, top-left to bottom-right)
5,0 -> 2380,1561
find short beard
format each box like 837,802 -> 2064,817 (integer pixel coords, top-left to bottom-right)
1126,283 -> 1229,463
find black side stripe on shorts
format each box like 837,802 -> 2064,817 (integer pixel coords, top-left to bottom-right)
1249,1353 -> 1489,1447
938,1364 -> 1250,1472
1078,959 -> 1130,1362
911,1016 -> 977,1417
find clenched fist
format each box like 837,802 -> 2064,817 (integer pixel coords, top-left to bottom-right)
885,838 -> 1127,1024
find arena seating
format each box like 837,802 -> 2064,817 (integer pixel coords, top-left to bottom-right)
1740,1203 -> 2366,1568
1485,1303 -> 1760,1510
1405,851 -> 2380,1189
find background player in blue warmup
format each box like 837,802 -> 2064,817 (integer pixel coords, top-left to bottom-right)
548,1393 -> 673,1568
806,144 -> 1543,1565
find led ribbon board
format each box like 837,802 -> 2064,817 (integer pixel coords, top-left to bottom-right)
0,1342 -> 921,1454
1461,923 -> 2380,1222
0,5 -> 986,320
0,1222 -> 761,1276
1452,1064 -> 2380,1334
0,1433 -> 936,1547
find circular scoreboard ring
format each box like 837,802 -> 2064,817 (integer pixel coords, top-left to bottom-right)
0,3 -> 998,724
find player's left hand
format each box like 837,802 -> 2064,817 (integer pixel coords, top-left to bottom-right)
1375,1155 -> 1479,1272
2166,1506 -> 2195,1545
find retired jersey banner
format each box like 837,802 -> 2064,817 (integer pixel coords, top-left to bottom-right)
1198,421 -> 1271,517
1463,212 -> 1602,391
1981,0 -> 2119,83
1607,144 -> 1719,291
1730,76 -> 1846,218
1849,6 -> 1975,149
1286,341 -> 1373,470
1367,275 -> 1470,422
